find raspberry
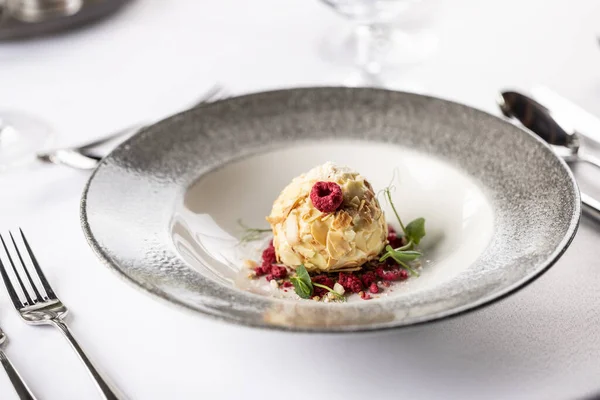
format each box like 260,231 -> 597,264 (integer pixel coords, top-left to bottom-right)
387,227 -> 407,249
265,274 -> 274,281
376,265 -> 409,281
262,245 -> 277,265
338,272 -> 363,293
361,271 -> 377,287
369,283 -> 379,294
270,265 -> 287,279
312,275 -> 335,297
360,291 -> 372,300
310,181 -> 343,213
282,281 -> 293,288
254,265 -> 269,276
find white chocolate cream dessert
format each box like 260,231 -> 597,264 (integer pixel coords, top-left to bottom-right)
266,162 -> 387,272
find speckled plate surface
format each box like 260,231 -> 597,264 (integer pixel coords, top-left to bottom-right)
81,87 -> 580,332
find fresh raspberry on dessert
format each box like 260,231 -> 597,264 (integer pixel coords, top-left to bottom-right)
310,181 -> 344,213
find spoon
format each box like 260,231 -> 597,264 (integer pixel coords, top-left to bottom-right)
498,90 -> 600,220
498,91 -> 600,168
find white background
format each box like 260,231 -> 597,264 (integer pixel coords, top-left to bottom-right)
1,0 -> 600,399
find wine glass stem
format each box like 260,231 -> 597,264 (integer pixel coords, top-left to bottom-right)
354,23 -> 393,75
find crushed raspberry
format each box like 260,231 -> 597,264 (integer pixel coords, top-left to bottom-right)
376,265 -> 409,281
360,291 -> 372,300
338,272 -> 363,293
265,274 -> 274,281
254,265 -> 269,276
256,264 -> 287,280
282,281 -> 293,288
312,275 -> 335,296
270,265 -> 287,279
262,245 -> 277,265
387,227 -> 407,249
369,283 -> 379,294
310,181 -> 343,213
382,281 -> 391,287
361,271 -> 377,287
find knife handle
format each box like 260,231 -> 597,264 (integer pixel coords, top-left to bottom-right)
499,91 -> 577,148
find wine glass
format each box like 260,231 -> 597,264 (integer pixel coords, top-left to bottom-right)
319,0 -> 437,84
0,111 -> 53,171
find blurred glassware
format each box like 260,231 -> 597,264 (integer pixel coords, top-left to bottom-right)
6,0 -> 83,23
0,111 -> 53,171
320,0 -> 437,77
0,0 -> 128,40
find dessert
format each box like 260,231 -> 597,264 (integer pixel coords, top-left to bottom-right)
266,162 -> 387,272
242,162 -> 427,302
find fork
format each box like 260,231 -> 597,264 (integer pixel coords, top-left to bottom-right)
0,326 -> 37,400
0,230 -> 125,400
36,84 -> 229,170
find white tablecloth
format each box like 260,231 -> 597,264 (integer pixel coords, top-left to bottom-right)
1,0 -> 600,398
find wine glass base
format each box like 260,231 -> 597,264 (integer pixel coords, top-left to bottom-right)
319,25 -> 438,69
342,69 -> 428,94
0,111 -> 54,170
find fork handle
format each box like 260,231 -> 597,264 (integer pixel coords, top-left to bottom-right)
0,350 -> 37,400
50,319 -> 126,400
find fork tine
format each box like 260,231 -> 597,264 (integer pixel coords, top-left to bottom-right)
0,235 -> 32,306
10,232 -> 44,303
19,229 -> 56,300
0,240 -> 25,310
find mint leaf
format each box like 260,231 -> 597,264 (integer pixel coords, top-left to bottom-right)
405,218 -> 426,245
291,277 -> 313,299
291,265 -> 313,299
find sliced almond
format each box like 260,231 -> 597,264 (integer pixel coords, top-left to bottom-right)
310,252 -> 327,269
343,229 -> 356,243
311,220 -> 329,246
327,231 -> 352,259
282,197 -> 303,220
358,199 -> 366,212
294,244 -> 316,259
332,211 -> 352,230
326,256 -> 339,269
266,215 -> 283,225
366,230 -> 384,252
320,213 -> 333,222
355,231 -> 368,252
279,245 -> 302,266
284,212 -> 300,245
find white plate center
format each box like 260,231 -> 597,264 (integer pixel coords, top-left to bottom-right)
172,140 -> 494,300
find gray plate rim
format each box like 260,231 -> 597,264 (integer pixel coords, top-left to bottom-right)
80,87 -> 581,333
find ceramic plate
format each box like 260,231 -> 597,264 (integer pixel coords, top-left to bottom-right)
81,88 -> 580,332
